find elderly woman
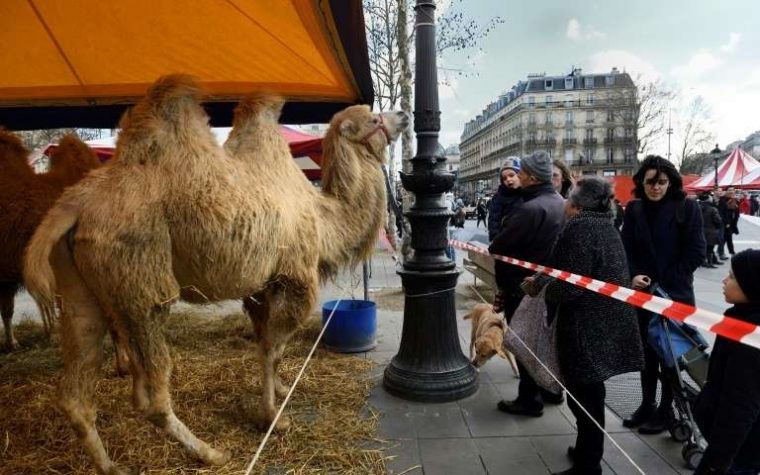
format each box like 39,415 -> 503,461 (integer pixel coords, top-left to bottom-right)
543,177 -> 644,475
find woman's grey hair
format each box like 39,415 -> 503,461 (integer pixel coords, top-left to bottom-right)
568,176 -> 614,211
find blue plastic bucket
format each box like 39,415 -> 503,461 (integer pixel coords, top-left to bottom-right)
321,299 -> 377,353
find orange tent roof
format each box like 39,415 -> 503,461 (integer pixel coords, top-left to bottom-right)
0,0 -> 372,129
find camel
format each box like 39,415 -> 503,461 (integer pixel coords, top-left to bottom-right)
0,131 -> 100,350
24,74 -> 408,474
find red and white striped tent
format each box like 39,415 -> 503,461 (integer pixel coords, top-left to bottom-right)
43,126 -> 324,180
686,148 -> 760,191
738,166 -> 760,190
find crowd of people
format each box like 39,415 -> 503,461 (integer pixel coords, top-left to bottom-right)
478,152 -> 760,475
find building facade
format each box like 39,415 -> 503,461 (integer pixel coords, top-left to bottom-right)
458,68 -> 638,198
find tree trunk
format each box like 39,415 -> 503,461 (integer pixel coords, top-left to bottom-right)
397,0 -> 414,262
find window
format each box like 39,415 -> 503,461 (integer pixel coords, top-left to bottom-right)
603,170 -> 616,177
565,77 -> 574,89
586,110 -> 594,123
584,76 -> 594,88
565,110 -> 574,123
607,109 -> 615,121
605,75 -> 615,86
545,79 -> 554,90
625,128 -> 634,138
546,95 -> 553,105
607,128 -> 614,140
546,111 -> 553,124
585,129 -> 594,140
565,148 -> 573,162
607,148 -> 614,163
528,96 -> 536,107
565,94 -> 574,107
624,149 -> 635,163
586,94 -> 595,105
565,128 -> 575,140
528,113 -> 536,125
585,148 -> 595,163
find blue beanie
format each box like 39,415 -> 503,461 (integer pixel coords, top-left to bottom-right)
501,156 -> 521,173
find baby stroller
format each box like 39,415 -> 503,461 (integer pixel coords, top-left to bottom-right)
647,284 -> 710,469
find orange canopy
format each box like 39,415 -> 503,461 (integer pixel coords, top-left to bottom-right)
0,0 -> 372,129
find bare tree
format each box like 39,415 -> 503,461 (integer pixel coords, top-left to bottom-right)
676,96 -> 715,171
611,77 -> 675,158
17,128 -> 107,151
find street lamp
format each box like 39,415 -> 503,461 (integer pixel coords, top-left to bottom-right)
383,0 -> 478,401
711,144 -> 722,189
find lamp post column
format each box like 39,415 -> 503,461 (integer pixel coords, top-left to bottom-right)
711,144 -> 722,189
382,0 -> 478,401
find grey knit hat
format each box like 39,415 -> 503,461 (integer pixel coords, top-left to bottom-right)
569,176 -> 614,211
521,151 -> 553,183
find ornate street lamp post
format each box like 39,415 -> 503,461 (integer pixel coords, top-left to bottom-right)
711,144 -> 722,189
383,0 -> 478,401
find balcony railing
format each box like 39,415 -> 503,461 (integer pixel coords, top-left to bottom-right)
563,138 -> 577,146
583,138 -> 598,145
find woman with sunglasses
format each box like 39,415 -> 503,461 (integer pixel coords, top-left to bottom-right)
621,155 -> 706,435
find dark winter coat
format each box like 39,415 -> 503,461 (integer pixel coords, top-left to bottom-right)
545,210 -> 644,385
699,200 -> 723,247
476,202 -> 487,219
487,184 -> 522,241
621,198 -> 706,305
489,183 -> 565,293
718,196 -> 739,234
694,303 -> 760,474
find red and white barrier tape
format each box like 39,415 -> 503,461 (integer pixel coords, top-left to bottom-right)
451,239 -> 760,351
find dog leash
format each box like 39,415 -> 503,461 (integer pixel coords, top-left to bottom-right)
467,284 -> 646,475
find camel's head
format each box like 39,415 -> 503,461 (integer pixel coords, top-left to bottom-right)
329,105 -> 409,162
0,128 -> 31,165
48,134 -> 101,177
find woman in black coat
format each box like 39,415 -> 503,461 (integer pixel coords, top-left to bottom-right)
544,177 -> 644,475
694,249 -> 760,475
620,156 -> 705,435
699,192 -> 724,267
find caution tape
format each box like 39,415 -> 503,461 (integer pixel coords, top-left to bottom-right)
450,239 -> 760,351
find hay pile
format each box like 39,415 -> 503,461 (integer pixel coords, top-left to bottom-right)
0,311 -> 385,474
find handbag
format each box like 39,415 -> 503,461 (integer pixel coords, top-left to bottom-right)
502,288 -> 563,395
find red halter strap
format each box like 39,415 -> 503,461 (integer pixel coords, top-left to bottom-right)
360,113 -> 392,145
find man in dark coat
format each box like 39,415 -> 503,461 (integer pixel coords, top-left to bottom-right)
621,156 -> 706,434
698,192 -> 724,268
717,187 -> 739,258
694,249 -> 760,475
489,150 -> 565,417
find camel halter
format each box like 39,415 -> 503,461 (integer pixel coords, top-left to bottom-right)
359,113 -> 392,145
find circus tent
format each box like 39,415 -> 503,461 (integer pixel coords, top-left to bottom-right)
685,148 -> 760,191
43,126 -> 324,180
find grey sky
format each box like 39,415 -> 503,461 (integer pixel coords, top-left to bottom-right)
434,0 -> 760,155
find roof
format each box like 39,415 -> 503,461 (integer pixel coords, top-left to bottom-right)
686,148 -> 760,191
0,0 -> 372,129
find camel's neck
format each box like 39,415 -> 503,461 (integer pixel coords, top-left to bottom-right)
317,136 -> 387,280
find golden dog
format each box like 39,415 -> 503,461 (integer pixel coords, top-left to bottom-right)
464,303 -> 519,375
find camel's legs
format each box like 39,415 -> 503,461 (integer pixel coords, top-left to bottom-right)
126,305 -> 229,466
255,275 -> 317,430
0,284 -> 17,351
54,254 -> 126,475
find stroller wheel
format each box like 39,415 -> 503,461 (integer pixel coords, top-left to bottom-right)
669,421 -> 692,442
682,443 -> 704,470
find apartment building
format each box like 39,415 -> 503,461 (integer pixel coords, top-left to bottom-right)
458,68 -> 638,198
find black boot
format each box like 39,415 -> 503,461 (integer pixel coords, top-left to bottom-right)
712,254 -> 724,265
638,405 -> 673,435
622,402 -> 656,428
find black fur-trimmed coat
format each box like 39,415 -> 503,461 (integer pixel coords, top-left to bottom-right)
545,210 -> 644,385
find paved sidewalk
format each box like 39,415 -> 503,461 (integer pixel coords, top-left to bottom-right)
330,217 -> 760,475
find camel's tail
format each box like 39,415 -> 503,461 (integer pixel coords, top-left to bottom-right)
23,195 -> 81,316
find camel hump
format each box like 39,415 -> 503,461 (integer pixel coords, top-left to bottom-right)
233,94 -> 284,126
0,128 -> 32,171
145,74 -> 203,111
51,134 -> 99,165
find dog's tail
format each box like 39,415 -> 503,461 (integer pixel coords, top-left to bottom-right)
23,191 -> 83,318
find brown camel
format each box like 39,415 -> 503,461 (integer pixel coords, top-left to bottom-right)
0,131 -> 100,349
24,74 -> 407,474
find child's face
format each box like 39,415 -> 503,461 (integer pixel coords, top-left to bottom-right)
723,270 -> 750,304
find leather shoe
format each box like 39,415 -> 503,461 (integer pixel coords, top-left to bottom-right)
497,399 -> 543,417
542,389 -> 565,405
622,402 -> 656,428
638,410 -> 672,435
719,255 -> 729,260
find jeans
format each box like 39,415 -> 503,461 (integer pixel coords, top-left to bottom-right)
718,227 -> 735,256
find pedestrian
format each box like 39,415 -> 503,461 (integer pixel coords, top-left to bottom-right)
487,157 -> 522,241
476,198 -> 487,228
751,194 -> 760,217
698,192 -> 724,268
490,150 -> 565,416
693,249 -> 760,475
620,155 -> 706,435
552,158 -> 574,199
718,187 -> 739,258
543,177 -> 644,475
612,198 -> 625,231
739,193 -> 751,215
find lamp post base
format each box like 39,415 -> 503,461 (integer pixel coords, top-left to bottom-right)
382,268 -> 478,402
